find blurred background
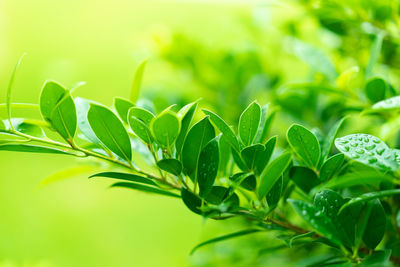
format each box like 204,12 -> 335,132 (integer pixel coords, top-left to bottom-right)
1,0 -> 399,266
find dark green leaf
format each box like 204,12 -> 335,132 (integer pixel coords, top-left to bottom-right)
361,250 -> 392,267
266,176 -> 283,210
241,144 -> 265,171
182,117 -> 215,179
255,136 -> 277,175
157,159 -> 182,176
114,97 -> 134,124
203,109 -> 240,152
111,182 -> 180,198
198,137 -> 219,197
320,153 -> 344,181
181,188 -> 202,215
176,102 -> 197,156
150,111 -> 180,149
239,101 -> 261,146
230,173 -> 256,191
190,229 -> 262,255
287,124 -> 320,169
88,104 -> 132,161
204,186 -> 239,210
363,200 -> 386,249
365,78 -> 387,103
0,144 -> 75,155
290,166 -> 320,193
89,172 -> 157,186
258,152 -> 292,199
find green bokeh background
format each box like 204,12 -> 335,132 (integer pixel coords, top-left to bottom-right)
0,1 -> 258,266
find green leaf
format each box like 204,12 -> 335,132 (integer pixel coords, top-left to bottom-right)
335,134 -> 400,171
339,189 -> 400,213
363,200 -> 386,249
40,81 -> 77,142
241,144 -> 265,171
128,115 -> 153,144
0,119 -> 5,130
266,176 -> 283,210
254,104 -> 275,144
89,172 -> 157,186
198,137 -> 219,197
181,188 -> 202,215
5,118 -> 45,137
288,199 -> 341,245
365,78 -> 387,103
130,58 -> 148,103
114,97 -> 134,124
287,124 -> 320,169
320,117 -> 345,165
74,97 -> 102,145
230,173 -> 256,191
239,101 -> 261,146
319,153 -> 344,181
258,152 -> 292,199
361,250 -> 392,267
157,159 -> 182,176
0,144 -> 75,155
204,186 -> 239,210
87,104 -> 132,161
128,106 -> 155,125
182,117 -> 215,179
290,166 -> 320,193
111,182 -> 180,198
372,95 -> 400,111
176,102 -> 198,156
255,136 -> 277,176
6,54 -> 26,129
150,111 -> 180,150
366,32 -> 384,79
41,165 -> 94,186
190,229 -> 262,255
203,109 -> 240,152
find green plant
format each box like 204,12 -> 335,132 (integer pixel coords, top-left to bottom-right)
2,56 -> 400,266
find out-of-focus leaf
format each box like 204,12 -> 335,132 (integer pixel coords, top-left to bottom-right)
372,96 -> 400,111
181,188 -> 202,215
130,58 -> 148,103
363,200 -> 386,249
6,54 -> 25,128
41,165 -> 94,186
339,189 -> 400,213
89,172 -> 157,186
366,32 -> 384,79
365,78 -> 387,103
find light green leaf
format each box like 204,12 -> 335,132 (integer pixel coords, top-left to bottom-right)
111,182 -> 179,198
88,104 -> 132,161
4,118 -> 45,137
320,117 -> 345,165
190,229 -> 262,255
150,111 -> 180,150
128,106 -> 155,125
366,32 -> 384,79
203,109 -> 240,152
239,101 -> 261,146
339,189 -> 400,213
157,159 -> 182,176
255,104 -> 276,144
182,117 -> 215,179
74,97 -> 101,145
89,172 -> 157,186
130,58 -> 148,103
258,152 -> 292,199
335,134 -> 400,171
176,102 -> 197,156
128,115 -> 153,144
319,153 -> 344,181
41,165 -> 94,186
40,81 -> 77,142
0,119 -> 5,130
287,124 -> 320,169
372,95 -> 400,111
114,97 -> 134,124
198,137 -> 219,197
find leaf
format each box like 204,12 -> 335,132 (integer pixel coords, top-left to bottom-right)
266,176 -> 283,210
87,104 -> 132,161
5,118 -> 45,137
41,165 -> 94,186
290,166 -> 320,193
288,199 -> 341,245
0,119 -> 5,130
365,78 -> 387,103
150,111 -> 180,150
204,186 -> 239,210
362,200 -> 386,249
255,136 -> 277,176
74,97 -> 102,145
229,173 -> 256,191
128,115 -> 153,144
320,117 -> 345,165
190,229 -> 262,255
254,104 -> 275,144
335,134 -> 400,171
6,54 -> 26,129
361,250 -> 392,267
182,117 -> 215,179
157,159 -> 182,176
319,153 -> 344,181
366,32 -> 384,79
258,152 -> 292,199
287,124 -> 320,169
372,95 -> 400,111
111,182 -> 180,198
198,137 -> 219,197
238,101 -> 261,146
181,188 -> 202,215
241,144 -> 265,171
0,144 -> 74,155
203,109 -> 240,152
128,106 -> 155,125
114,97 -> 134,124
130,58 -> 148,103
89,172 -> 157,186
176,102 -> 198,156
339,189 -> 400,213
